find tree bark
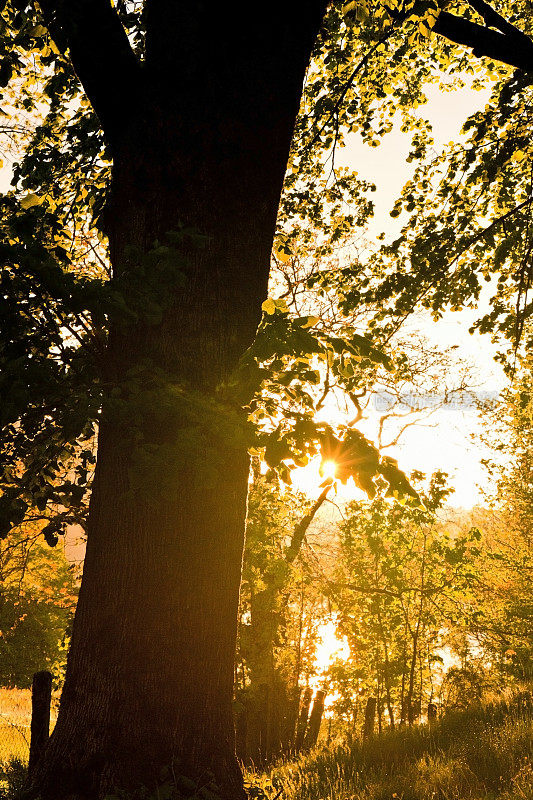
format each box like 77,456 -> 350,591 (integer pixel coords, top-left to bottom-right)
28,671 -> 52,777
27,4 -> 328,798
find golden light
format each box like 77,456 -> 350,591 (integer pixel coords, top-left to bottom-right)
313,621 -> 350,673
291,455 -> 363,500
320,460 -> 337,480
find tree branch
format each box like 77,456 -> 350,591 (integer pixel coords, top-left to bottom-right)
467,0 -> 531,45
36,0 -> 142,142
285,483 -> 332,565
434,9 -> 533,74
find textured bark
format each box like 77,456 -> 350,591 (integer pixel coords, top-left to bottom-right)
26,4 -> 328,799
28,671 -> 52,776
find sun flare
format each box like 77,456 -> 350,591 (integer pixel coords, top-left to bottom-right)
320,460 -> 337,480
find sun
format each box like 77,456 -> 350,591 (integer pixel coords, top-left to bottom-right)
291,455 -> 361,500
320,460 -> 337,480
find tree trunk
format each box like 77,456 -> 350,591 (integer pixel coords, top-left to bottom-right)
303,690 -> 326,750
377,609 -> 395,730
295,687 -> 313,752
243,483 -> 330,766
363,696 -> 377,739
27,6 -> 327,798
406,540 -> 426,727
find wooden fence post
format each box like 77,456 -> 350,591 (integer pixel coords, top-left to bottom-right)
303,689 -> 326,750
29,670 -> 52,774
363,696 -> 377,739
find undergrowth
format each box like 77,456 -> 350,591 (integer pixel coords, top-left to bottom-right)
0,701 -> 531,799
254,703 -> 533,800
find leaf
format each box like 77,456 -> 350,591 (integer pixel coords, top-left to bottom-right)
261,298 -> 276,315
20,193 -> 44,209
299,315 -> 319,329
342,1 -> 357,14
264,434 -> 292,468
29,24 -> 47,37
0,60 -> 13,88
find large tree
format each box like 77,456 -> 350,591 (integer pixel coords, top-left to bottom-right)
0,1 -> 532,799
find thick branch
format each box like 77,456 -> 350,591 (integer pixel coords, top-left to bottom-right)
36,0 -> 142,142
467,0 -> 532,44
434,10 -> 533,73
284,483 -> 331,564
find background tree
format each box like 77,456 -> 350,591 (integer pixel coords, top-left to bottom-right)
328,472 -> 482,728
0,523 -> 77,687
469,346 -> 533,683
236,473 -> 326,766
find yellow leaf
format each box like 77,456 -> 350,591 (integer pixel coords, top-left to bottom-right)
273,246 -> 291,263
355,3 -> 369,22
262,298 -> 276,315
29,24 -> 47,37
20,193 -> 43,209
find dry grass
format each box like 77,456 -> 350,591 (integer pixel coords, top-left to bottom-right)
0,688 -> 58,766
258,702 -> 533,800
0,690 -> 31,765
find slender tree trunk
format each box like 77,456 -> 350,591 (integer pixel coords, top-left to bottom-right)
27,6 -> 327,797
376,608 -> 395,729
400,623 -> 408,725
363,696 -> 376,739
406,537 -> 426,727
244,483 -> 330,766
295,687 -> 313,752
303,690 -> 326,750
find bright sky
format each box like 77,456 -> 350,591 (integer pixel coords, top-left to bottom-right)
293,76 -> 507,509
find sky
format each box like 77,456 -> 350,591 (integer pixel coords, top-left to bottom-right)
292,76 -> 507,509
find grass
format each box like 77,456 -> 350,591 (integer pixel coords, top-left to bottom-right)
0,690 -> 31,767
257,703 -> 533,800
0,698 -> 530,799
0,725 -> 28,765
0,688 -> 59,767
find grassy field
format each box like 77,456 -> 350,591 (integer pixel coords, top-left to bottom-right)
0,689 -> 58,767
0,697 -> 531,799
0,690 -> 31,767
253,703 -> 533,800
